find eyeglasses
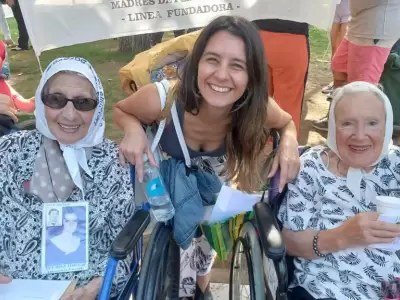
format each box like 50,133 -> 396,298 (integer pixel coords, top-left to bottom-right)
42,93 -> 98,112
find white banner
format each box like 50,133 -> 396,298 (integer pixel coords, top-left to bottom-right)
20,0 -> 336,56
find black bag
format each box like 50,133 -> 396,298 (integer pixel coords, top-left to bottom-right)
0,114 -> 16,136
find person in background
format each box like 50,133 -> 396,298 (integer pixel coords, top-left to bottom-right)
0,40 -> 35,134
6,0 -> 29,51
392,38 -> 400,52
312,0 -> 400,131
0,4 -> 14,46
253,19 -> 310,137
321,0 -> 350,95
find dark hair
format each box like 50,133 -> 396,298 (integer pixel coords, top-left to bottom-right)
176,15 -> 269,192
48,208 -> 59,215
62,206 -> 78,220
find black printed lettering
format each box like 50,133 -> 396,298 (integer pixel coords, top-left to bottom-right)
128,11 -> 163,21
166,3 -> 233,17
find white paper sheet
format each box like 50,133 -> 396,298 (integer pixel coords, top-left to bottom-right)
370,215 -> 400,251
0,279 -> 72,300
203,185 -> 262,224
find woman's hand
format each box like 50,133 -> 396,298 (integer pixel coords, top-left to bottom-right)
0,275 -> 11,284
268,133 -> 300,192
60,277 -> 102,300
337,212 -> 400,249
118,126 -> 158,182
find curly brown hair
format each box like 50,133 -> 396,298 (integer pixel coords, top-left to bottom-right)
175,15 -> 270,192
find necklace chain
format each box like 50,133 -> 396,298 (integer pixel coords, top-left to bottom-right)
43,143 -> 61,202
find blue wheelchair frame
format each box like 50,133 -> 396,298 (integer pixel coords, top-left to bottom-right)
98,165 -> 180,300
98,166 -> 152,300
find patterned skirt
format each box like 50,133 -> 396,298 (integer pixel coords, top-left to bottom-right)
179,235 -> 216,297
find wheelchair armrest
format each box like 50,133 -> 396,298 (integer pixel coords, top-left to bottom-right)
253,202 -> 286,261
110,209 -> 151,260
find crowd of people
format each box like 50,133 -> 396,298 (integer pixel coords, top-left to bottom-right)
0,1 -> 399,300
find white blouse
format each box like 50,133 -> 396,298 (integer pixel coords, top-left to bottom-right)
279,145 -> 400,300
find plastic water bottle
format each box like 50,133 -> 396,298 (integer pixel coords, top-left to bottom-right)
140,156 -> 175,222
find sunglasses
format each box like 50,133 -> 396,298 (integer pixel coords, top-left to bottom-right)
42,93 -> 98,112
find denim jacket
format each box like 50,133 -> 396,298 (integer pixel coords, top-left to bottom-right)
160,158 -> 222,249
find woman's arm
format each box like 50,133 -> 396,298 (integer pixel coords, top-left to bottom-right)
113,83 -> 163,131
282,228 -> 344,260
0,94 -> 18,123
113,82 -> 166,173
265,98 -> 299,190
266,97 -> 297,140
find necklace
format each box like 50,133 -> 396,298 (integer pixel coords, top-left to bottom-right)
336,158 -> 347,177
325,149 -> 347,177
43,142 -> 61,202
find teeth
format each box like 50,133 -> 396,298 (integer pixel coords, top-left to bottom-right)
210,84 -> 230,93
350,146 -> 369,151
60,124 -> 79,129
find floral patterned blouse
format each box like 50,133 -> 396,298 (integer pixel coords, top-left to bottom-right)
279,145 -> 400,300
0,130 -> 135,297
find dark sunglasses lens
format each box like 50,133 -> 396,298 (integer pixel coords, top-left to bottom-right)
42,94 -> 97,111
73,98 -> 97,111
42,94 -> 67,109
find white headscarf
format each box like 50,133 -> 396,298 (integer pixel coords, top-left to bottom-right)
34,57 -> 105,195
327,81 -> 393,200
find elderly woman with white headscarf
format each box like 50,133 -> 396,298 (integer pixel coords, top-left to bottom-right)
278,81 -> 400,300
0,57 -> 134,299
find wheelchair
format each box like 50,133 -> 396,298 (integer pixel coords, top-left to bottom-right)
98,165 -> 181,300
229,145 -> 311,300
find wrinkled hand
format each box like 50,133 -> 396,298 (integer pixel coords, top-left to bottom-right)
338,212 -> 400,248
118,127 -> 157,182
60,277 -> 102,300
268,134 -> 300,192
0,275 -> 12,284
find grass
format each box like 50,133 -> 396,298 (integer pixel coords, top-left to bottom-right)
309,26 -> 330,62
2,18 -> 329,142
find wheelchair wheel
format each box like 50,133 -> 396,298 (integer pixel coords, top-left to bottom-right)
263,256 -> 279,300
136,222 -> 180,300
229,221 -> 265,300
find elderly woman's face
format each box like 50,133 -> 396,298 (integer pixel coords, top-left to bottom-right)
44,73 -> 96,144
335,92 -> 385,168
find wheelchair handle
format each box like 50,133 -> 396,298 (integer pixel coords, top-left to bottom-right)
271,129 -> 280,151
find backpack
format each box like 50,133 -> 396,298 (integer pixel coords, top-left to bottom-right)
119,30 -> 201,95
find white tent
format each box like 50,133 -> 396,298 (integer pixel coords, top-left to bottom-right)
19,0 -> 337,56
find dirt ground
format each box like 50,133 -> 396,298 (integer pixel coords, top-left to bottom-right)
299,61 -> 332,146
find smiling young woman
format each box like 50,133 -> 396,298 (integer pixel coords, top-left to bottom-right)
113,15 -> 301,298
